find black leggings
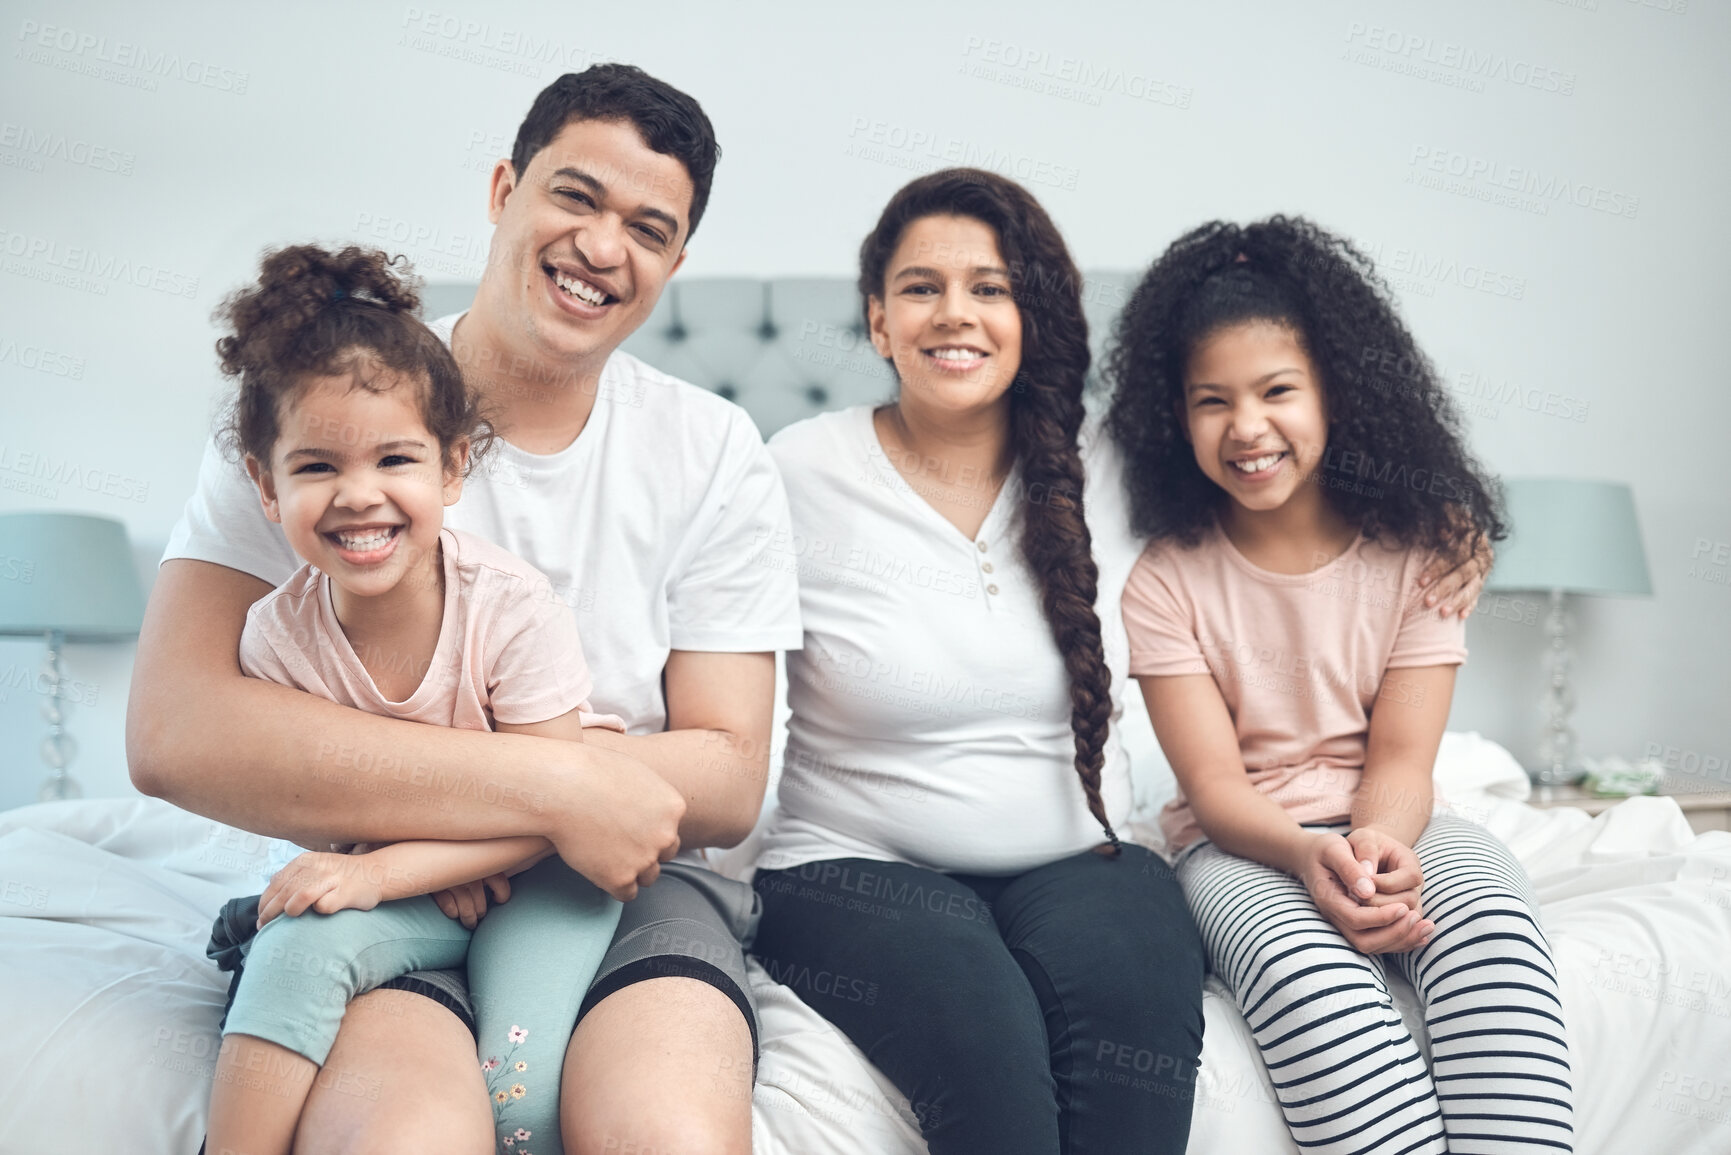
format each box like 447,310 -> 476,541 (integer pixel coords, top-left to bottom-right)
751,844 -> 1206,1155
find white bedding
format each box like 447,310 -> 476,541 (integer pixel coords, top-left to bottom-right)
2,732 -> 1728,1154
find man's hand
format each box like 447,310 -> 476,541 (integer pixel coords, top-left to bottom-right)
431,874 -> 512,930
547,751 -> 685,901
257,851 -> 386,928
1346,826 -> 1426,923
1297,832 -> 1431,954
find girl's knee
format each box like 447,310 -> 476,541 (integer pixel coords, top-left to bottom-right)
245,915 -> 376,1002
1429,888 -> 1545,942
248,908 -> 365,967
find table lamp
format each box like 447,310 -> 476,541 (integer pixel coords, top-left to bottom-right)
1485,479 -> 1652,786
0,512 -> 146,801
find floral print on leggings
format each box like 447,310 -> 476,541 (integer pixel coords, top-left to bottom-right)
483,1025 -> 536,1153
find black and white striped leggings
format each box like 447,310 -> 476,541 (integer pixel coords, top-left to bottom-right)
1179,812 -> 1573,1155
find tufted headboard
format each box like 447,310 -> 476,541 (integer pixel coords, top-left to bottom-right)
421,274 -> 1137,438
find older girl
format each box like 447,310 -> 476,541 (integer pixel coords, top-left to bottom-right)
1111,217 -> 1571,1154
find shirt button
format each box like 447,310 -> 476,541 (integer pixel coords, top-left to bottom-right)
987,583 -> 999,596
976,540 -> 988,552
981,562 -> 994,574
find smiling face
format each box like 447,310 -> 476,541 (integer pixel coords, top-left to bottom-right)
868,214 -> 1022,421
476,117 -> 694,374
245,372 -> 466,601
1182,320 -> 1331,519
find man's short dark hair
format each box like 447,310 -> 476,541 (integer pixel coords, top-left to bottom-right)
511,64 -> 720,242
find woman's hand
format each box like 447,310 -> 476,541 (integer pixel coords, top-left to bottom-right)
1296,832 -> 1431,954
257,851 -> 385,928
430,874 -> 513,930
1417,526 -> 1493,619
1345,826 -> 1427,926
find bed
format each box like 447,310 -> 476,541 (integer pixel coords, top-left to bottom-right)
3,718 -> 1728,1154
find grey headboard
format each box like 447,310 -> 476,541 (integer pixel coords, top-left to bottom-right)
422,274 -> 1135,438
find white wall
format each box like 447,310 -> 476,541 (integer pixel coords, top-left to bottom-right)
1,0 -> 1725,811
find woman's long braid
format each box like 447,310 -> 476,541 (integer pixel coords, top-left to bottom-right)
1013,378 -> 1120,853
1005,203 -> 1119,853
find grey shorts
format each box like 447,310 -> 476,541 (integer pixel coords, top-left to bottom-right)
383,860 -> 762,1058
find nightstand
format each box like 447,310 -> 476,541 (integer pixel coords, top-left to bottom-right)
1527,774 -> 1731,835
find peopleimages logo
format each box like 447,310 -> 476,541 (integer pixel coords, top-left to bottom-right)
958,36 -> 1193,109
844,117 -> 1082,192
1406,146 -> 1640,220
0,663 -> 99,707
1354,240 -> 1528,301
0,336 -> 85,379
397,7 -> 613,79
0,228 -> 200,299
0,123 -> 134,174
14,19 -> 250,94
1344,22 -> 1577,95
0,443 -> 150,503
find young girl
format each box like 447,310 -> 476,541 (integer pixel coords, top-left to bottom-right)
1110,218 -> 1573,1155
202,244 -> 622,1155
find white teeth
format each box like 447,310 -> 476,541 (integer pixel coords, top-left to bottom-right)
553,271 -> 607,306
1232,453 -> 1283,474
334,528 -> 396,551
929,348 -> 984,362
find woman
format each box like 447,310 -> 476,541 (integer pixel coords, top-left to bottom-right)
750,168 -> 1207,1154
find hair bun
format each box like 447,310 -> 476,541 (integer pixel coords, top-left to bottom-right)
215,245 -> 421,380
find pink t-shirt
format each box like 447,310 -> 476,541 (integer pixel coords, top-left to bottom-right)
1122,524 -> 1467,853
240,527 -> 623,735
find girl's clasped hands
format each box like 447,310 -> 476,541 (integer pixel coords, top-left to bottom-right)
1298,828 -> 1433,954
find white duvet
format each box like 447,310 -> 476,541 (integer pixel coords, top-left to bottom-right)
2,731 -> 1728,1154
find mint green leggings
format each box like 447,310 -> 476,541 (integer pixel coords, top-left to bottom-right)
224,856 -> 621,1154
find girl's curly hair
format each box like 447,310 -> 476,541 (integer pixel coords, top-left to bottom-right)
1105,216 -> 1504,556
215,244 -> 491,474
859,168 -> 1121,853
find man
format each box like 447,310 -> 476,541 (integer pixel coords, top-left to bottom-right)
129,64 -> 795,1154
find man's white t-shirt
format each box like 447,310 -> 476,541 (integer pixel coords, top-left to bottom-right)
165,312 -> 803,871
756,406 -> 1142,877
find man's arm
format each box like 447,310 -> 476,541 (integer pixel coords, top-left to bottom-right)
360,705 -> 616,898
126,559 -> 683,899
578,650 -> 775,851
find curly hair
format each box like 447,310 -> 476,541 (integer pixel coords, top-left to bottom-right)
215,244 -> 491,474
1105,215 -> 1504,557
859,168 -> 1120,853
